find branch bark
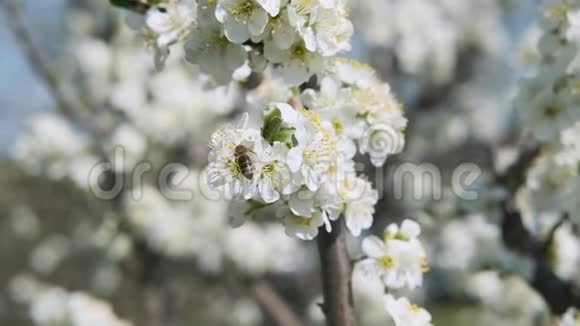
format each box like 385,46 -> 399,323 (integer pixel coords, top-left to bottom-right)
317,220 -> 356,326
252,281 -> 303,326
500,203 -> 580,314
497,146 -> 580,314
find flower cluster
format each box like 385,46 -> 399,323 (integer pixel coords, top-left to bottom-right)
27,286 -> 131,326
117,1 -> 429,324
127,0 -> 353,85
203,60 -> 407,240
206,101 -> 378,239
358,219 -> 432,326
12,114 -> 99,189
303,58 -> 407,167
511,2 -> 580,295
515,0 -> 580,143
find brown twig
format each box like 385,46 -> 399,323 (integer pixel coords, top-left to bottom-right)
252,281 -> 303,326
317,220 -> 356,326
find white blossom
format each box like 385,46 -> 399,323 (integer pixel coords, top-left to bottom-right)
145,0 -> 198,48
30,287 -> 132,326
358,220 -> 429,290
215,0 -> 276,44
264,40 -> 324,85
184,13 -> 247,84
384,295 -> 433,326
559,308 -> 580,326
255,141 -> 295,203
206,113 -> 262,200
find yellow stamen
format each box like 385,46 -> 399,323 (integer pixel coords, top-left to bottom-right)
379,255 -> 395,268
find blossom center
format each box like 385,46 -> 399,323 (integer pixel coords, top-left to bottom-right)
290,43 -> 308,61
291,215 -> 312,226
294,0 -> 314,15
228,0 -> 256,18
379,255 -> 395,268
409,304 -> 422,313
421,257 -> 430,272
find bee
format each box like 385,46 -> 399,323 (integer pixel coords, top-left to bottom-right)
235,145 -> 254,180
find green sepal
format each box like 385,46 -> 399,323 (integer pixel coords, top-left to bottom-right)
244,200 -> 271,215
261,109 -> 283,143
272,127 -> 296,148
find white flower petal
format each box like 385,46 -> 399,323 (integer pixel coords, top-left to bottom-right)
401,219 -> 421,239
224,18 -> 250,44
249,9 -> 269,36
259,178 -> 280,203
289,195 -> 313,217
257,0 -> 280,16
362,235 -> 386,258
357,258 -> 381,279
286,147 -> 303,172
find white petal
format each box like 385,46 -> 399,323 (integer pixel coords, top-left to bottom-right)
289,195 -> 313,217
273,25 -> 296,50
225,44 -> 248,70
215,5 -> 228,23
385,224 -> 399,237
271,141 -> 288,159
324,205 -> 342,221
301,89 -> 318,108
320,76 -> 340,97
401,219 -> 421,239
286,147 -> 303,172
362,235 -> 386,258
224,19 -> 250,44
357,258 -> 381,279
146,11 -> 170,33
276,102 -> 298,124
318,0 -> 335,8
249,9 -> 269,36
303,166 -> 319,191
383,294 -> 398,312
259,179 -> 280,203
302,27 -> 317,52
276,62 -> 309,86
257,0 -> 280,16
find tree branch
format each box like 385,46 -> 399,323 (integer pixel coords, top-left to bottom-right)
252,280 -> 303,326
497,146 -> 580,314
317,220 -> 356,326
500,203 -> 580,314
0,0 -> 98,134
